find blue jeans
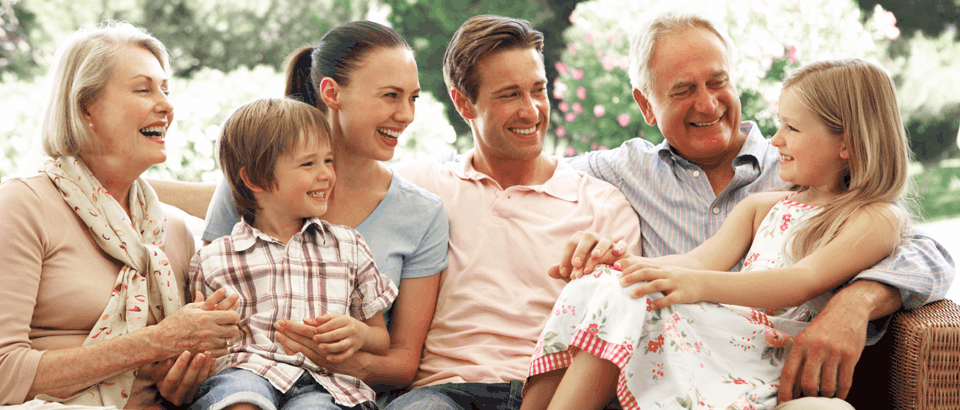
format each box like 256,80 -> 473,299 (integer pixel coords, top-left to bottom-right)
190,367 -> 365,410
384,381 -> 524,410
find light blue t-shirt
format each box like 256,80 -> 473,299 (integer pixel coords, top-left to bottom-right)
203,171 -> 449,327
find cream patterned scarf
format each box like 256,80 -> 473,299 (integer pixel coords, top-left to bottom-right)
41,157 -> 183,408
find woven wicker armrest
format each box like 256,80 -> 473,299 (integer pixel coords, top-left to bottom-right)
846,298 -> 960,409
887,299 -> 960,409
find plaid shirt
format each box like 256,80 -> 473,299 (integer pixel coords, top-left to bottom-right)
190,217 -> 397,407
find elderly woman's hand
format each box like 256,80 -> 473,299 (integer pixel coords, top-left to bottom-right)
152,288 -> 241,358
147,289 -> 239,404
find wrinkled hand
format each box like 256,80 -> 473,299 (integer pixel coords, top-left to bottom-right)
155,289 -> 241,357
548,231 -> 628,281
777,300 -> 866,403
616,257 -> 702,309
273,319 -> 368,378
147,350 -> 215,405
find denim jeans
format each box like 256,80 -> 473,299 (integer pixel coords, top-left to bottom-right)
384,381 -> 524,410
190,367 -> 366,410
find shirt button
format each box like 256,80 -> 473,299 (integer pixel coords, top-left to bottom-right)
712,207 -> 720,215
693,171 -> 701,177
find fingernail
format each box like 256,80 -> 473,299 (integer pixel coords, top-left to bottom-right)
591,252 -> 600,260
572,257 -> 582,266
612,248 -> 623,256
613,262 -> 622,270
560,267 -> 568,276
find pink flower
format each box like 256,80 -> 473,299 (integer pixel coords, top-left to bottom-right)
593,104 -> 605,117
569,10 -> 578,23
602,59 -> 614,72
586,323 -> 600,336
565,112 -> 577,122
572,69 -> 584,80
599,146 -> 609,150
785,44 -> 802,64
591,142 -> 598,150
585,31 -> 594,42
576,86 -> 586,100
573,102 -> 584,114
555,61 -> 568,75
556,126 -> 567,137
567,43 -> 577,56
553,88 -> 564,100
566,146 -> 576,157
617,113 -> 631,127
597,50 -> 604,58
733,378 -> 747,385
559,101 -> 569,112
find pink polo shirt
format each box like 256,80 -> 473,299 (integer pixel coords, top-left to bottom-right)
394,150 -> 641,387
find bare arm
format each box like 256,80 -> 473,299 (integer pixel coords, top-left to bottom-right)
620,201 -> 902,309
275,274 -> 440,388
147,179 -> 218,220
27,291 -> 240,400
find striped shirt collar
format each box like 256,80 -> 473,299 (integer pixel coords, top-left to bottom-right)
655,121 -> 767,170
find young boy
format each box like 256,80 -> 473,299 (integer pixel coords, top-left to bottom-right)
189,98 -> 397,410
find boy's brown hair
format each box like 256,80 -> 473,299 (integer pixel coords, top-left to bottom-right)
217,97 -> 332,223
442,14 -> 544,104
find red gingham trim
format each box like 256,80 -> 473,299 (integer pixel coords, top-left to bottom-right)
525,329 -> 639,409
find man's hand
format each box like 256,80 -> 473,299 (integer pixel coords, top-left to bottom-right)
549,231 -> 628,281
777,280 -> 900,403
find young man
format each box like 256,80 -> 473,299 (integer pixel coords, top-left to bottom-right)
384,15 -> 642,409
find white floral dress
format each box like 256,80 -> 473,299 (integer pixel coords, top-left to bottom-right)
526,196 -> 829,410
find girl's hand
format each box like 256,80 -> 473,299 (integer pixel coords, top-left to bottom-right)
308,314 -> 370,363
549,231 -> 629,281
148,350 -> 215,405
153,290 -> 241,358
618,262 -> 705,310
273,319 -> 369,379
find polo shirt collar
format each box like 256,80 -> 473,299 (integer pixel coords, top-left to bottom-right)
655,121 -> 765,167
231,217 -> 327,251
451,149 -> 579,203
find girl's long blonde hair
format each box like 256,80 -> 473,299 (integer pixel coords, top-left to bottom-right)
781,58 -> 914,263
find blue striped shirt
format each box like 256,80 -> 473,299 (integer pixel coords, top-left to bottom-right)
568,122 -> 955,341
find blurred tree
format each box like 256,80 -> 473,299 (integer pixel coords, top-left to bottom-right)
857,0 -> 960,39
0,0 -> 41,79
385,0 -> 582,151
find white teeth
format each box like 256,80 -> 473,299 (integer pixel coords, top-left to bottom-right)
780,155 -> 794,161
692,118 -> 720,127
139,126 -> 167,139
307,190 -> 327,200
377,128 -> 401,139
510,126 -> 537,135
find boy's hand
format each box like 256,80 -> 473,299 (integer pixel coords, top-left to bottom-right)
308,314 -> 370,363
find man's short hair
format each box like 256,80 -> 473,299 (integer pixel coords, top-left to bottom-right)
628,6 -> 737,94
443,14 -> 544,104
217,98 -> 332,223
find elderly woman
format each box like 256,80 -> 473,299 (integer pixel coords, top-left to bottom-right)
0,22 -> 240,408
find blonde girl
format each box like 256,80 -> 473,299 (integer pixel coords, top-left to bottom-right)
521,58 -> 913,410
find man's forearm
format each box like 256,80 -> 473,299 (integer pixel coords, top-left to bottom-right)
147,178 -> 218,220
830,279 -> 902,323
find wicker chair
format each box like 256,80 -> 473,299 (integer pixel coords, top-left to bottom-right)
845,299 -> 960,409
